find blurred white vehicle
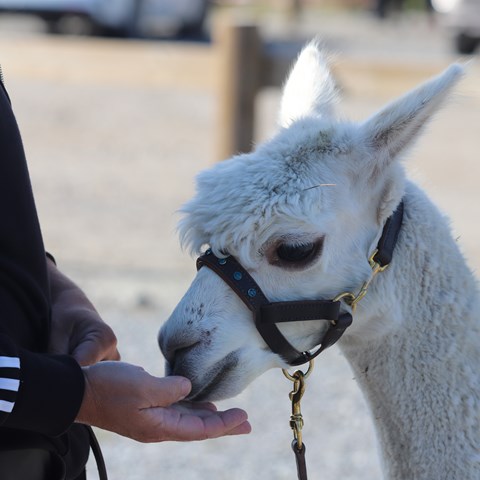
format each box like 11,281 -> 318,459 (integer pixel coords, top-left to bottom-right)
0,0 -> 209,37
433,0 -> 480,53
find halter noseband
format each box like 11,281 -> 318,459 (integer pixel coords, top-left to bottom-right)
196,201 -> 404,366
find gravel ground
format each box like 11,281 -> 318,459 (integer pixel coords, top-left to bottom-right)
1,8 -> 479,480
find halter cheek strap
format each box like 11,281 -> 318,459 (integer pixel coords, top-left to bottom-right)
196,201 -> 404,367
197,251 -> 353,366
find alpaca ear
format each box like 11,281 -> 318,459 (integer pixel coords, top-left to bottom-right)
360,64 -> 464,173
359,63 -> 464,224
278,41 -> 338,127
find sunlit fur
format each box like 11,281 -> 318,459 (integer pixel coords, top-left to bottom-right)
159,42 -> 479,479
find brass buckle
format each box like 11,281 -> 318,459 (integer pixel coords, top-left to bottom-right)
333,250 -> 390,312
368,249 -> 389,273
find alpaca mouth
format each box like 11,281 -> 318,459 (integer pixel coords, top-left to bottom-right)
186,351 -> 239,402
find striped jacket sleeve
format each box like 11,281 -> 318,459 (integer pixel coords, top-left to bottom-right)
0,336 -> 20,423
0,333 -> 85,436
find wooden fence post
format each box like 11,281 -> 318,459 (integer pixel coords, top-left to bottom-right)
214,20 -> 261,162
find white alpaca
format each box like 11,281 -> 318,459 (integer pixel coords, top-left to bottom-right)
158,43 -> 480,479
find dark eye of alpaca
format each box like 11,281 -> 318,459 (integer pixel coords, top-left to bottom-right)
274,238 -> 324,267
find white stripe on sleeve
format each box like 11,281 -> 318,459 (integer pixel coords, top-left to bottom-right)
0,399 -> 15,413
0,377 -> 20,392
0,356 -> 20,369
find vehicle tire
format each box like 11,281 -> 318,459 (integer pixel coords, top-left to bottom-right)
178,22 -> 203,39
47,14 -> 97,36
178,2 -> 209,39
455,33 -> 478,54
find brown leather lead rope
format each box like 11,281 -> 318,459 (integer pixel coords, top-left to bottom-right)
293,441 -> 308,480
284,364 -> 312,480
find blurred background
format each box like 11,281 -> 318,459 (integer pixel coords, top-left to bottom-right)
0,1 -> 479,479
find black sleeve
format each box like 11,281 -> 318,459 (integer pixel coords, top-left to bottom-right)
0,335 -> 20,421
0,334 -> 85,437
0,74 -> 86,436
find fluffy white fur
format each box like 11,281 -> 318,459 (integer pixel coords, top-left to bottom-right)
158,43 -> 479,479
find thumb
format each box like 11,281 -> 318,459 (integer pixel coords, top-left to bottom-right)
72,342 -> 102,366
150,376 -> 192,407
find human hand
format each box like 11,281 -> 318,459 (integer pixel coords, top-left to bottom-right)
47,258 -> 120,366
77,361 -> 251,442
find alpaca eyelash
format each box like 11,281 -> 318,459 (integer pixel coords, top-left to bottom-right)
263,236 -> 324,270
303,183 -> 337,191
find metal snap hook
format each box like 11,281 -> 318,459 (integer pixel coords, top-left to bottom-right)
282,359 -> 314,382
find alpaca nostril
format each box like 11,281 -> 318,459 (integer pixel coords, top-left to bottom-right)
169,342 -> 200,370
158,331 -> 200,368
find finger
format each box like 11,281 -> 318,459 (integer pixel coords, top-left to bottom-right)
72,339 -> 105,366
176,401 -> 218,413
150,376 -> 192,406
157,407 -> 250,441
201,408 -> 251,439
98,327 -> 120,361
101,346 -> 121,362
225,420 -> 252,436
72,333 -> 120,366
108,348 -> 121,361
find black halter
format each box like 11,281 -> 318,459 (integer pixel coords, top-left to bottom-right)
196,202 -> 404,366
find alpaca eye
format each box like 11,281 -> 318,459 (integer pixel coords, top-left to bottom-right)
276,243 -> 316,262
265,237 -> 324,269
275,239 -> 323,267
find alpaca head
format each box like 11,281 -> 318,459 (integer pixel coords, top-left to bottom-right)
158,42 -> 463,402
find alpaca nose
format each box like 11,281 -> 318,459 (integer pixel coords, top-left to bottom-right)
158,329 -> 199,373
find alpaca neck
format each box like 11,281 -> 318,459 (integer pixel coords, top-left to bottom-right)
342,332 -> 478,479
340,183 -> 480,480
